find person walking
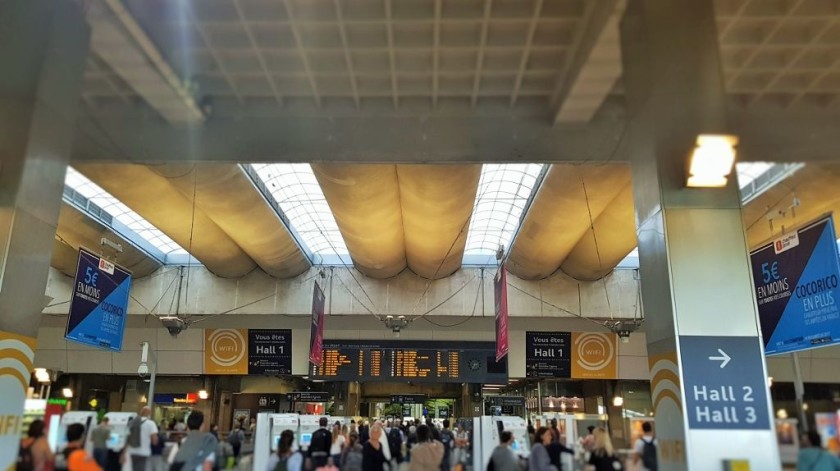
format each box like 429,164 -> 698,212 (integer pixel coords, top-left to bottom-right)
63,423 -> 102,471
18,419 -> 54,471
341,432 -> 364,471
798,431 -> 840,471
90,417 -> 111,469
266,430 -> 303,471
309,417 -> 333,470
546,427 -> 574,471
331,422 -> 346,469
409,425 -> 444,471
227,423 -> 245,460
586,428 -> 623,471
362,425 -> 387,471
632,423 -> 657,471
439,420 -> 454,471
126,407 -> 159,471
170,411 -> 218,471
488,431 -> 518,471
528,427 -> 553,471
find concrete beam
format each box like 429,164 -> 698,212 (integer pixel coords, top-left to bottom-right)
553,0 -> 625,124
71,99 -> 840,164
43,265 -> 640,319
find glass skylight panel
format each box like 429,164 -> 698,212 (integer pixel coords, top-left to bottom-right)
463,164 -> 544,261
251,164 -> 348,258
736,162 -> 773,189
64,167 -> 187,255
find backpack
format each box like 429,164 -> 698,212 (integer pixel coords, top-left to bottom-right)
227,429 -> 243,446
274,452 -> 300,471
16,442 -> 33,471
387,428 -> 402,457
440,430 -> 454,449
172,433 -> 218,471
310,429 -> 331,455
641,438 -> 657,471
341,446 -> 363,471
128,417 -> 144,448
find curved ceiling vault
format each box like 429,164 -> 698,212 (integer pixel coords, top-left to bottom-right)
312,164 -> 406,278
743,164 -> 840,249
149,164 -> 310,278
397,165 -> 481,279
560,183 -> 636,281
73,164 -> 256,277
507,164 -> 632,280
54,202 -> 161,278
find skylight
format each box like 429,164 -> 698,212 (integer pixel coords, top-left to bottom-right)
251,164 -> 349,261
736,162 -> 774,189
463,164 -> 545,264
64,167 -> 187,256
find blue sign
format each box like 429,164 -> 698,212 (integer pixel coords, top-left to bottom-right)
679,336 -> 771,430
65,248 -> 131,351
750,215 -> 840,355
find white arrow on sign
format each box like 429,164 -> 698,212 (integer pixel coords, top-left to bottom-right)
708,349 -> 731,368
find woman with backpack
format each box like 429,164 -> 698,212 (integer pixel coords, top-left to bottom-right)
341,432 -> 364,471
18,419 -> 54,471
266,430 -> 302,471
408,425 -> 443,471
228,423 -> 245,461
586,428 -> 623,471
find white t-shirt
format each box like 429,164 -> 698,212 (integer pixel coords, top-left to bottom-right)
128,419 -> 159,457
633,436 -> 657,471
330,435 -> 346,455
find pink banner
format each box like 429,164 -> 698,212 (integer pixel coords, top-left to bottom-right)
309,282 -> 326,366
495,266 -> 509,362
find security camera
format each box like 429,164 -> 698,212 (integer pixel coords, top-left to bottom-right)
159,316 -> 187,337
138,363 -> 149,378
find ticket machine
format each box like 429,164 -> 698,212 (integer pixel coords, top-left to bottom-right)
472,416 -> 530,471
103,412 -> 137,451
53,411 -> 97,469
298,415 -> 329,451
253,413 -> 300,471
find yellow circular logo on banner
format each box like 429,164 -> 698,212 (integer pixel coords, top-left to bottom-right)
574,332 -> 615,371
208,329 -> 246,367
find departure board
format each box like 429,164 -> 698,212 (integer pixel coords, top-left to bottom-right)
311,340 -> 507,383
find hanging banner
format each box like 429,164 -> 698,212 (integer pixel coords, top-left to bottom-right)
0,330 -> 36,471
65,248 -> 131,351
571,332 -> 618,379
309,282 -> 326,367
248,329 -> 292,375
204,329 -> 248,374
495,266 -> 510,362
525,331 -> 571,378
750,215 -> 840,355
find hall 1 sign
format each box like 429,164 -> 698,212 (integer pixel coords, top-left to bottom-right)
65,248 -> 132,351
679,336 -> 771,430
248,329 -> 292,375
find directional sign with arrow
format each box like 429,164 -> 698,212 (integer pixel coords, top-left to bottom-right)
708,349 -> 731,368
679,335 -> 771,430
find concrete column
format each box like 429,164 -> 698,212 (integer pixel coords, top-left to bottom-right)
621,1 -> 779,469
0,0 -> 90,465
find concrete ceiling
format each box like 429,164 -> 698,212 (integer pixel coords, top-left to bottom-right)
47,1 -> 840,284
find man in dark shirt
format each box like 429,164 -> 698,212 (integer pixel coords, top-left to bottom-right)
309,417 -> 333,469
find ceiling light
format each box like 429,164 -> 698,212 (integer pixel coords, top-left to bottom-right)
198,390 -> 209,400
62,388 -> 73,399
34,368 -> 51,383
686,134 -> 738,188
612,396 -> 624,407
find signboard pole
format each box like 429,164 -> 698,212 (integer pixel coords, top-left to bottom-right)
792,352 -> 808,432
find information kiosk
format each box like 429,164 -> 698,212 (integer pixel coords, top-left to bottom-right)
298,415 -> 329,451
103,412 -> 137,452
53,411 -> 97,470
472,416 -> 530,471
254,413 -> 300,471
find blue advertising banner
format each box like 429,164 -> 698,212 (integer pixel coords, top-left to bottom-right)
679,335 -> 772,430
65,248 -> 131,351
750,215 -> 840,355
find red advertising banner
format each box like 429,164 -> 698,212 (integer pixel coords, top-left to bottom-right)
309,282 -> 326,366
495,266 -> 510,362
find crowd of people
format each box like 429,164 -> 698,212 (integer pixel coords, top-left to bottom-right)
263,417 -> 466,471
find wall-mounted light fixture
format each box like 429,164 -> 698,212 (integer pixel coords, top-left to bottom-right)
687,134 -> 738,188
62,388 -> 73,399
198,390 -> 209,400
612,396 -> 624,407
